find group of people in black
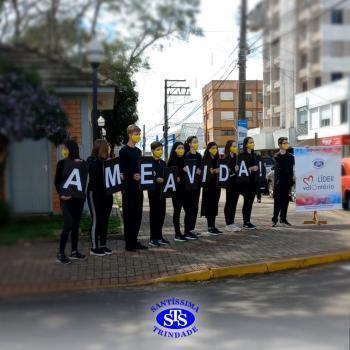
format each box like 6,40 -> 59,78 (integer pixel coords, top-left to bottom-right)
54,124 -> 294,264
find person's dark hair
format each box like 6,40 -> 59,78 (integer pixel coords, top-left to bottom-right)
224,139 -> 235,158
204,141 -> 219,160
167,141 -> 184,166
184,136 -> 197,153
278,137 -> 288,145
243,136 -> 254,153
150,141 -> 163,150
64,139 -> 80,160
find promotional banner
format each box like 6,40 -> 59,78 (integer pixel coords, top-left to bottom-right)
59,159 -> 89,199
104,158 -> 122,195
294,146 -> 342,212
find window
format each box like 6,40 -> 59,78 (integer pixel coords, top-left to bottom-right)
297,107 -> 308,125
258,111 -> 263,120
332,103 -> 341,126
257,92 -> 263,102
320,105 -> 331,127
220,111 -> 234,120
341,101 -> 348,123
331,72 -> 343,81
302,81 -> 308,92
310,107 -> 319,129
331,9 -> 343,24
300,53 -> 307,68
311,46 -> 320,63
314,76 -> 321,87
220,92 -> 234,101
221,129 -> 234,136
245,92 -> 252,101
245,111 -> 253,118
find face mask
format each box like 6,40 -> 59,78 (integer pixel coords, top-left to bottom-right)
247,143 -> 255,150
61,148 -> 69,159
153,149 -> 163,159
209,148 -> 218,156
192,143 -> 199,151
281,143 -> 289,150
175,149 -> 185,157
131,134 -> 141,143
230,146 -> 238,154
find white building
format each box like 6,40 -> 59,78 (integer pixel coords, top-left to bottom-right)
295,77 -> 350,156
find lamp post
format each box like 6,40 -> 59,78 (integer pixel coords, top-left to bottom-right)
86,38 -> 104,141
97,115 -> 105,138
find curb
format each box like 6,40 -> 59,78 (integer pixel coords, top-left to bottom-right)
152,250 -> 350,283
2,250 -> 350,297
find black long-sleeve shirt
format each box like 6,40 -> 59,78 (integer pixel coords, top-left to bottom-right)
119,145 -> 142,182
184,151 -> 202,168
273,151 -> 294,187
151,157 -> 166,192
87,156 -> 105,193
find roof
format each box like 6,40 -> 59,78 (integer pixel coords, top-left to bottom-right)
0,43 -> 116,90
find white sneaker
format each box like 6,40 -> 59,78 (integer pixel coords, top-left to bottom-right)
191,230 -> 201,237
225,224 -> 241,232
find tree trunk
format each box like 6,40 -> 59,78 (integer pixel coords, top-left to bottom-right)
0,136 -> 9,203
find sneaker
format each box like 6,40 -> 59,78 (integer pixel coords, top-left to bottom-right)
90,248 -> 106,256
184,232 -> 198,240
174,235 -> 188,242
225,224 -> 241,232
158,238 -> 170,245
69,251 -> 87,261
272,221 -> 278,227
100,246 -> 113,255
56,253 -> 71,265
191,230 -> 201,237
136,242 -> 149,250
280,220 -> 292,227
243,223 -> 257,230
149,240 -> 161,247
212,227 -> 223,234
207,228 -> 220,236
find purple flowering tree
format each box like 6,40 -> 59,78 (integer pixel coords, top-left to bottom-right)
0,70 -> 69,202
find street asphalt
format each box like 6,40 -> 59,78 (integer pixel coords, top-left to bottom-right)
1,262 -> 350,350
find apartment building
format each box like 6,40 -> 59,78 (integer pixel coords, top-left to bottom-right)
249,0 -> 350,149
202,80 -> 263,147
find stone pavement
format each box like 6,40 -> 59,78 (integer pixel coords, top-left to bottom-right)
0,193 -> 349,295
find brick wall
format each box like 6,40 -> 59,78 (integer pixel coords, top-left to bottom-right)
51,99 -> 82,213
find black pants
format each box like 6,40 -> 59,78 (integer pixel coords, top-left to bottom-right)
273,185 -> 290,222
59,198 -> 85,255
240,189 -> 255,224
148,190 -> 166,241
224,186 -> 240,225
122,184 -> 143,249
183,189 -> 200,234
172,193 -> 184,236
87,191 -> 113,249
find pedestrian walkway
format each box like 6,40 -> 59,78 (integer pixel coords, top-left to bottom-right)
0,193 -> 349,296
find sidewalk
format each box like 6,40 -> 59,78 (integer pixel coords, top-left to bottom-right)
1,193 -> 350,296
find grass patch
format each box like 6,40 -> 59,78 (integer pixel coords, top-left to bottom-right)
0,212 -> 121,245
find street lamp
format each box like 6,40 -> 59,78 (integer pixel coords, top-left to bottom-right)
97,115 -> 105,138
86,38 -> 104,141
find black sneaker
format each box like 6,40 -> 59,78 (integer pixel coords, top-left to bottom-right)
184,232 -> 198,240
149,240 -> 161,247
191,230 -> 201,237
280,220 -> 292,227
100,246 -> 113,255
56,253 -> 71,265
70,251 -> 87,261
243,223 -> 257,230
90,248 -> 106,256
174,235 -> 188,242
212,227 -> 223,234
207,228 -> 220,236
136,242 -> 149,250
158,238 -> 170,245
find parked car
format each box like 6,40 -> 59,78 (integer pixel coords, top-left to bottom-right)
266,169 -> 296,202
342,158 -> 350,210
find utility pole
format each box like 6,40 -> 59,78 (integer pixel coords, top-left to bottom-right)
164,79 -> 190,160
237,0 -> 247,139
142,124 -> 146,155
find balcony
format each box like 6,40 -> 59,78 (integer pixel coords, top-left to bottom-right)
273,80 -> 281,89
311,62 -> 321,73
274,105 -> 281,113
298,67 -> 307,79
311,31 -> 321,43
